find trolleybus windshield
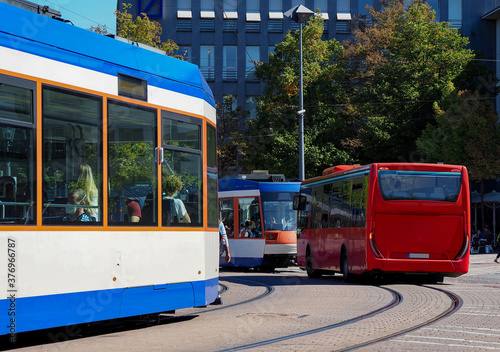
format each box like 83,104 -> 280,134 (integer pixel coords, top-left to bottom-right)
378,170 -> 462,202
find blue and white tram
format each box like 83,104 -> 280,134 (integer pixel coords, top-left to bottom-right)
218,174 -> 301,269
0,2 -> 219,336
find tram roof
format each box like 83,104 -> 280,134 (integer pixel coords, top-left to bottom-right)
0,1 -> 215,108
218,178 -> 301,193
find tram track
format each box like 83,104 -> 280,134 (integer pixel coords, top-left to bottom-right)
334,285 -> 462,352
217,282 -> 461,352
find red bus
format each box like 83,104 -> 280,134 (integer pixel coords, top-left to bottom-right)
295,163 -> 470,283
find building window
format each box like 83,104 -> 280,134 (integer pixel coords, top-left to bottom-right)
291,0 -> 305,7
246,1 -> 261,31
270,0 -> 282,12
269,19 -> 283,32
337,0 -> 351,33
200,0 -> 215,30
223,0 -> 237,12
448,0 -> 461,29
358,0 -> 371,16
223,0 -> 238,25
177,0 -> 192,19
200,45 -> 214,81
426,0 -> 440,21
139,0 -> 162,18
176,46 -> 191,62
245,96 -> 258,120
201,0 -> 214,12
315,0 -> 329,32
223,46 -> 238,81
269,0 -> 283,29
223,19 -> 238,31
200,19 -> 215,31
245,46 -> 259,81
177,19 -> 192,31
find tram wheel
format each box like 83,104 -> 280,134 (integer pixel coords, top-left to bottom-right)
306,248 -> 322,278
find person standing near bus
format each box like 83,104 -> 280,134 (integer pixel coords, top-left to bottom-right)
495,232 -> 500,263
219,218 -> 231,263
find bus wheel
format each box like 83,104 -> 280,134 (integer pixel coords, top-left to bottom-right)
306,248 -> 322,278
341,250 -> 351,283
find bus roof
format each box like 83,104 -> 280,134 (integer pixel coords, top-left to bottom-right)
0,1 -> 215,108
304,163 -> 465,186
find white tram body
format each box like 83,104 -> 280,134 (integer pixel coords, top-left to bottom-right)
0,2 -> 219,335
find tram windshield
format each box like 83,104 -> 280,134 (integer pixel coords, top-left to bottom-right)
261,191 -> 297,231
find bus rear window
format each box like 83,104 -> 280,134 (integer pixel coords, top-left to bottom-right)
378,170 -> 462,202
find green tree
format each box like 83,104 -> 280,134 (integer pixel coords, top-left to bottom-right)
90,3 -> 180,58
344,0 -> 474,163
417,90 -> 500,226
247,13 -> 353,179
217,96 -> 250,177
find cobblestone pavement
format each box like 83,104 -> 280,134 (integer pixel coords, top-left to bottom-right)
356,253 -> 500,352
10,254 -> 500,352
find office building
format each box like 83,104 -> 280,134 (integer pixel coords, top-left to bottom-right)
127,0 -> 497,113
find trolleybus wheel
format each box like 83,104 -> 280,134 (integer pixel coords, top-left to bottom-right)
306,247 -> 322,278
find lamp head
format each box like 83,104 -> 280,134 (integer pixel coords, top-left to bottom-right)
284,5 -> 314,23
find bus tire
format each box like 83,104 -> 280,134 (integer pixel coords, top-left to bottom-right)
341,249 -> 351,283
306,247 -> 322,278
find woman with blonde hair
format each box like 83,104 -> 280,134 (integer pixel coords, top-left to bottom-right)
77,163 -> 98,220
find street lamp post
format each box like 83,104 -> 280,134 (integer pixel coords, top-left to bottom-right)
284,5 -> 313,181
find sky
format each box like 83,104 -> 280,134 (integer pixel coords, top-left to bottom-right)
30,0 -> 118,33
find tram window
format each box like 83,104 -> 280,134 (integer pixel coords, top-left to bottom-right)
219,199 -> 234,238
0,81 -> 32,123
161,151 -> 202,226
161,112 -> 203,227
42,86 -> 102,225
0,79 -> 36,225
108,101 -> 157,226
162,115 -> 200,150
207,123 -> 218,227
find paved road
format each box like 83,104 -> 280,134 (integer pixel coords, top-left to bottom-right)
7,254 -> 500,352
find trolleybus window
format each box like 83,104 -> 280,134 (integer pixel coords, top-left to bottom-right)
42,86 -> 102,224
0,77 -> 36,225
108,101 -> 157,225
378,170 -> 462,202
161,112 -> 203,227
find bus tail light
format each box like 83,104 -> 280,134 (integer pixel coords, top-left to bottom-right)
369,228 -> 384,258
454,230 -> 470,260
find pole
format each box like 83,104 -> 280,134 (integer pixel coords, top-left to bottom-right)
298,21 -> 305,181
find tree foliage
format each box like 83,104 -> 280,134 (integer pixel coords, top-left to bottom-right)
90,3 -> 180,58
217,96 -> 250,177
343,0 -> 474,162
417,91 -> 500,182
245,1 -> 478,179
247,13 -> 353,179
